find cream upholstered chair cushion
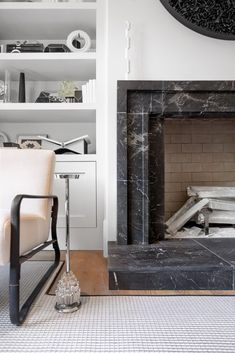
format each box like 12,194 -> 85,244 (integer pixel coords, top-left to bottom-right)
0,210 -> 48,266
0,149 -> 56,266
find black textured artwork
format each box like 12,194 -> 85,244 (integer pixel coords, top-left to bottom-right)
160,0 -> 235,40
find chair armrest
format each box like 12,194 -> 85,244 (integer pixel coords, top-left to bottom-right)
11,193 -> 58,217
12,194 -> 58,209
10,194 -> 58,243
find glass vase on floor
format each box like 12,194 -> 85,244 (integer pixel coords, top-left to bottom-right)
55,271 -> 81,313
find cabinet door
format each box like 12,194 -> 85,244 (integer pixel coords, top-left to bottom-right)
54,161 -> 96,228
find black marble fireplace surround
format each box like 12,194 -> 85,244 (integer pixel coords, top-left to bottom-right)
108,81 -> 235,291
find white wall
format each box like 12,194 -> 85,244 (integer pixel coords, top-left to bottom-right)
105,0 -> 235,242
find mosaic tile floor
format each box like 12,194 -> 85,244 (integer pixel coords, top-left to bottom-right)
1,262 -> 235,352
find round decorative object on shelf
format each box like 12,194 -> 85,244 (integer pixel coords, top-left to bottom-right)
160,0 -> 235,40
66,30 -> 91,53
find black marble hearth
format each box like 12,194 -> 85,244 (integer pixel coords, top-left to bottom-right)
109,239 -> 235,290
110,80 -> 235,291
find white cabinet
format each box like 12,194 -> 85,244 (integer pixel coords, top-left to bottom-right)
54,161 -> 97,228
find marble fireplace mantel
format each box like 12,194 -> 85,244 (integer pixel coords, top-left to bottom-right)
108,81 -> 235,291
117,81 -> 235,246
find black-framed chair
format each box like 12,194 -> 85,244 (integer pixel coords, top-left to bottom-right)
0,149 -> 60,325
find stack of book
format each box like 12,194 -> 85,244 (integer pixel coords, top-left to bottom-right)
82,79 -> 96,104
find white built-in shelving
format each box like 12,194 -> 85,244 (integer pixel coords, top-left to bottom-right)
0,1 -> 106,250
0,103 -> 96,122
0,1 -> 97,134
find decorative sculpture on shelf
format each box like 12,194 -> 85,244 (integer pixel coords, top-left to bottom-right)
58,81 -> 78,102
35,91 -> 65,103
18,72 -> 26,103
66,30 -> 91,53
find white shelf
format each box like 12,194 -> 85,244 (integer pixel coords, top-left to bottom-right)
0,103 -> 96,123
0,52 -> 96,81
56,154 -> 97,162
0,2 -> 97,10
0,3 -> 96,40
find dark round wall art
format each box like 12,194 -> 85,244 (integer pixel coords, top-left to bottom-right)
160,0 -> 235,40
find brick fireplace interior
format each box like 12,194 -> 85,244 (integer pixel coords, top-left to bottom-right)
165,118 -> 235,221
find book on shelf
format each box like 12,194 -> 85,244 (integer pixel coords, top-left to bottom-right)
81,79 -> 96,104
38,135 -> 91,155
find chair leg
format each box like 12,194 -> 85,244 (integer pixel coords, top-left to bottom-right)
9,244 -> 60,326
9,263 -> 21,325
